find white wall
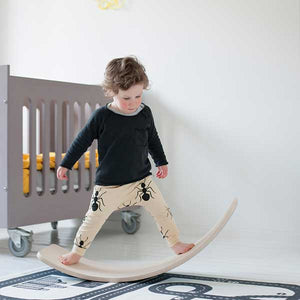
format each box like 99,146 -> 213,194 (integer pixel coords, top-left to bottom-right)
1,0 -> 300,242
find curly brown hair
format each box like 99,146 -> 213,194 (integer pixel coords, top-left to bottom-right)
102,56 -> 149,96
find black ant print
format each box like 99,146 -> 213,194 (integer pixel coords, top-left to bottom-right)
133,179 -> 156,202
165,206 -> 173,218
75,235 -> 91,249
81,215 -> 87,223
118,200 -> 138,210
160,226 -> 169,239
91,190 -> 107,212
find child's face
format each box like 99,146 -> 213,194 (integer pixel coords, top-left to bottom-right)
112,83 -> 144,114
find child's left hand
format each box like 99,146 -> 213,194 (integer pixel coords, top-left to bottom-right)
156,165 -> 168,179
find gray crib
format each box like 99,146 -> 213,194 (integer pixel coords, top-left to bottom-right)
0,65 -> 141,257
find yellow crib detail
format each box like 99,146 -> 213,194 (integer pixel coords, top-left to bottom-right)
23,150 -> 99,194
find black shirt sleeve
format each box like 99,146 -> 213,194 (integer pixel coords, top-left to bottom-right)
147,107 -> 168,167
60,109 -> 101,170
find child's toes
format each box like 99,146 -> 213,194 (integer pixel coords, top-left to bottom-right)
181,243 -> 195,254
188,243 -> 195,250
59,255 -> 67,265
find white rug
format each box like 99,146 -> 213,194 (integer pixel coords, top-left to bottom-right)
0,268 -> 299,299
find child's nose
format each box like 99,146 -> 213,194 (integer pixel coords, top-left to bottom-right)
129,100 -> 137,106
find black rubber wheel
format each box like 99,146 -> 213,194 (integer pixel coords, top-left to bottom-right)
8,236 -> 32,257
51,221 -> 58,230
121,217 -> 140,234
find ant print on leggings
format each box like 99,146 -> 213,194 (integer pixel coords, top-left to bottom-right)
165,206 -> 173,218
91,189 -> 107,212
133,178 -> 156,202
118,199 -> 138,210
160,226 -> 170,239
75,235 -> 91,249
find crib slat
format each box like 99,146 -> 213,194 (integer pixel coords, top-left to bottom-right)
68,102 -> 75,153
29,100 -> 37,196
68,101 -> 75,191
42,100 -> 51,195
55,101 -> 63,193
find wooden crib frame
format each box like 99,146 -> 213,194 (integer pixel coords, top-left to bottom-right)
0,65 -> 141,256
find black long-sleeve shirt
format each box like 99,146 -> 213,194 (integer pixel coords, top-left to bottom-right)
60,103 -> 168,186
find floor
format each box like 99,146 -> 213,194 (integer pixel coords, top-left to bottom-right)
0,216 -> 299,285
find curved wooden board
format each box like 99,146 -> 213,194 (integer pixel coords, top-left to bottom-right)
37,199 -> 238,282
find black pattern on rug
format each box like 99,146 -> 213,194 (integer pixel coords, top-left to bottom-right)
0,269 -> 299,300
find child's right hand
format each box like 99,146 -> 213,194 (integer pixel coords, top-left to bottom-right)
57,166 -> 69,180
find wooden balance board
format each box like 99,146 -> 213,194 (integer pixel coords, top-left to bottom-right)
37,199 -> 238,283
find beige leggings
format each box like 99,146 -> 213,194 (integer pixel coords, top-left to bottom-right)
72,175 -> 180,256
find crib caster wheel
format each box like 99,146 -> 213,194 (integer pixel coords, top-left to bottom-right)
7,228 -> 33,257
121,218 -> 140,234
8,236 -> 32,257
51,221 -> 58,230
121,211 -> 141,234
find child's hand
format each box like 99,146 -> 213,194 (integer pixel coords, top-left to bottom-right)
57,166 -> 69,180
156,165 -> 168,179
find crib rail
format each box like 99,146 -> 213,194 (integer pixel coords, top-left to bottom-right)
0,65 -> 108,228
0,66 -> 9,227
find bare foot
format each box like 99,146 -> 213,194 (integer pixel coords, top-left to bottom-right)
172,242 -> 195,255
59,252 -> 81,265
